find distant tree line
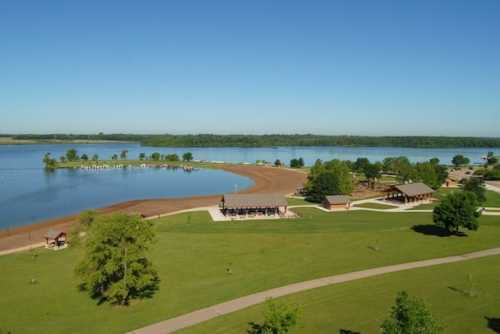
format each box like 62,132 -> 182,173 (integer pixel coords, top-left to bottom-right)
14,133 -> 500,148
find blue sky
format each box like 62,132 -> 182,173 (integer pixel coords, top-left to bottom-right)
1,0 -> 499,136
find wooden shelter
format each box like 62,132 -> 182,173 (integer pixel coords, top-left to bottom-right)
44,229 -> 67,249
323,195 -> 352,210
386,183 -> 434,203
220,194 -> 288,217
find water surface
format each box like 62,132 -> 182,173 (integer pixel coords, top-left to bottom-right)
0,144 -> 496,229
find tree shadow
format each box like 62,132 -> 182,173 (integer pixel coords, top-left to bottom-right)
485,317 -> 500,333
447,286 -> 478,298
411,225 -> 466,237
339,330 -> 361,334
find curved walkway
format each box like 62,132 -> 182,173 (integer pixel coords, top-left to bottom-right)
128,247 -> 500,334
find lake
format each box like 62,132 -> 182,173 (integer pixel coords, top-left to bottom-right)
0,143 -> 496,229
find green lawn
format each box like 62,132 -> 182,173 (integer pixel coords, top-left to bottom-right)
410,189 -> 500,210
287,197 -> 316,206
1,209 -> 500,334
485,190 -> 500,207
180,255 -> 500,334
353,202 -> 397,210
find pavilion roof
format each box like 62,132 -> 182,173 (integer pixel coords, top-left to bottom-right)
222,194 -> 287,209
392,183 -> 435,197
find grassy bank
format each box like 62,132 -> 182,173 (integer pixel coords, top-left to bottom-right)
180,254 -> 500,334
1,209 -> 500,333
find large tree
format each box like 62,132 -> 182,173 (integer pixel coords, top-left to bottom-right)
306,160 -> 353,202
66,148 -> 79,162
290,158 -> 305,168
363,162 -> 382,189
76,213 -> 159,305
182,152 -> 193,162
353,157 -> 370,173
433,192 -> 481,234
42,153 -> 57,169
462,177 -> 486,204
414,161 -> 448,190
381,291 -> 441,334
451,154 -> 470,167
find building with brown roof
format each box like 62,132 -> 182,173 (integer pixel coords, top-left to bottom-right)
323,195 -> 352,210
386,183 -> 435,203
44,229 -> 67,250
220,194 -> 288,217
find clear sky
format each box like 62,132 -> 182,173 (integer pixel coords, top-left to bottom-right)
1,0 -> 499,136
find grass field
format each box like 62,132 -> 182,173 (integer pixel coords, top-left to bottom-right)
353,202 -> 397,210
1,209 -> 500,333
180,255 -> 500,334
287,197 -> 316,206
410,189 -> 500,210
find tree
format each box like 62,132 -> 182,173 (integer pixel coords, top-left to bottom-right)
452,154 -> 470,167
462,177 -> 486,204
150,152 -> 161,161
364,162 -> 382,189
247,300 -> 299,334
433,192 -> 480,234
76,213 -> 159,305
42,153 -> 57,169
165,153 -> 180,162
60,156 -> 66,163
306,160 -> 353,202
290,158 -> 304,168
274,159 -> 282,167
111,154 -> 118,160
92,154 -> 99,161
182,152 -> 193,162
139,153 -> 146,161
381,291 -> 441,334
353,157 -> 370,173
81,154 -> 89,161
66,149 -> 79,162
414,161 -> 448,190
429,157 -> 440,165
120,150 -> 128,160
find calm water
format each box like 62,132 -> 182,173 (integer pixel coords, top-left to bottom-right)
0,143 -> 497,229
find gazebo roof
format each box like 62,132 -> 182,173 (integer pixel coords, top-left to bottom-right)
45,229 -> 66,239
392,183 -> 434,197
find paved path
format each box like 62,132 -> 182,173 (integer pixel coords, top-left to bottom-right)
127,247 -> 500,334
0,242 -> 45,257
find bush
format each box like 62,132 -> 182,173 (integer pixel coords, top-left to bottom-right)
381,291 -> 441,334
247,300 -> 299,334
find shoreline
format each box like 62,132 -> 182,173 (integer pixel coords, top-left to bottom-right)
0,164 -> 307,252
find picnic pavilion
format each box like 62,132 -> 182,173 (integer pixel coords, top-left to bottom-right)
220,194 -> 288,217
385,183 -> 435,204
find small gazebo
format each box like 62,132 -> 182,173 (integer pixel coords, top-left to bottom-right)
44,229 -> 68,250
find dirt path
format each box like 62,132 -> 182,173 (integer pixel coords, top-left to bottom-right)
0,165 -> 306,252
128,247 -> 500,334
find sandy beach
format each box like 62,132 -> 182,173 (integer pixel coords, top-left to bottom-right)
0,165 -> 307,252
